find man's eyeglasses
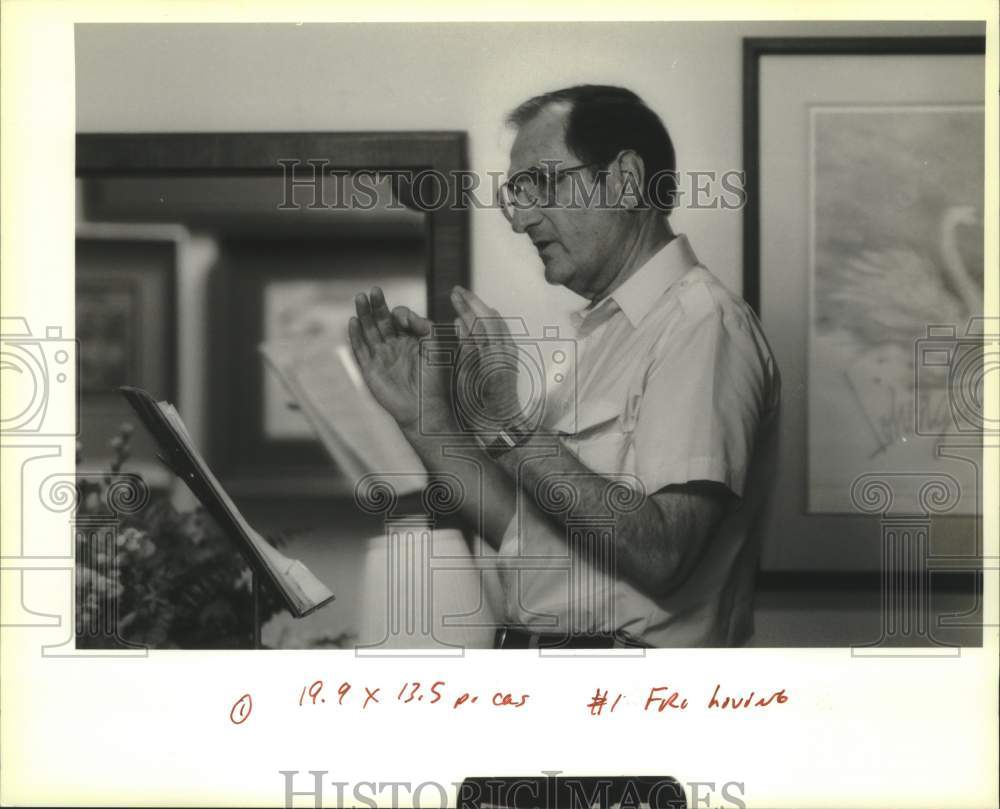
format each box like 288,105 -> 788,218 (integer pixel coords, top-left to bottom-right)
497,161 -> 606,221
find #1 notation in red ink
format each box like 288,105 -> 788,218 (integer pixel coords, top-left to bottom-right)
586,684 -> 789,715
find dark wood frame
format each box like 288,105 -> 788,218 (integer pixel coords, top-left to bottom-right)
742,36 -> 986,600
77,132 -> 469,493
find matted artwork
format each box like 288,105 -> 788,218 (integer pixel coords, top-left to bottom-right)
744,36 -> 986,571
75,236 -> 177,471
76,284 -> 140,392
808,106 -> 984,513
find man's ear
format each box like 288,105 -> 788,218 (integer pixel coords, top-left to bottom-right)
612,150 -> 646,210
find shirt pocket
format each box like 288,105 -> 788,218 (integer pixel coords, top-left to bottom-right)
557,398 -> 630,473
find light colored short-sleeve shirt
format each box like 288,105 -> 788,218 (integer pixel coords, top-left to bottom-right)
495,234 -> 781,647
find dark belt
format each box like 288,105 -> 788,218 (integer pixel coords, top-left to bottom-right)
494,626 -> 649,649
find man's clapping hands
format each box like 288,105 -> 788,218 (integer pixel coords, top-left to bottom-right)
348,285 -> 526,436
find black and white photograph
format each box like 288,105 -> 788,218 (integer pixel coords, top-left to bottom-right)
68,21 -> 987,653
1,5 -> 996,808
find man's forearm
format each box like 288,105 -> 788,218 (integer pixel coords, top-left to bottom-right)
494,433 -> 724,597
399,419 -> 726,598
400,423 -> 518,551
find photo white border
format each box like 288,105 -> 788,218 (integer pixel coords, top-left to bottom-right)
1,2 -> 997,807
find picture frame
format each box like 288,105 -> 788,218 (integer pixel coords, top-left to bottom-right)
75,226 -> 179,483
217,237 -> 428,493
77,132 -> 469,493
742,36 -> 986,576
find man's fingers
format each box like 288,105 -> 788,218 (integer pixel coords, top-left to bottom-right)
354,293 -> 384,348
454,318 -> 479,385
393,305 -> 433,337
370,286 -> 397,339
348,316 -> 371,365
452,286 -> 504,338
450,286 -> 477,332
453,285 -> 493,318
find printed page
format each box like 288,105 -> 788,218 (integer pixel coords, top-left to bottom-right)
260,339 -> 427,494
260,342 -> 370,481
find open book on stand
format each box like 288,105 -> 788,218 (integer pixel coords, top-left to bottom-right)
119,386 -> 335,618
259,340 -> 428,496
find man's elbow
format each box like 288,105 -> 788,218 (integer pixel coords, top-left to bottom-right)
629,511 -> 722,598
644,486 -> 735,596
632,545 -> 685,600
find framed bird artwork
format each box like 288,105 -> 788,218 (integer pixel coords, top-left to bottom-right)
743,36 -> 987,576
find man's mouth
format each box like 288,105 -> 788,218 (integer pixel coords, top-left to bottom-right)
533,240 -> 556,254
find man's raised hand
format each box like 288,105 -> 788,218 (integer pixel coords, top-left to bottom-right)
450,286 -> 525,430
348,287 -> 448,431
391,303 -> 434,338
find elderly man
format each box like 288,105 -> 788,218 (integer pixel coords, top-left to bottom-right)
349,85 -> 780,648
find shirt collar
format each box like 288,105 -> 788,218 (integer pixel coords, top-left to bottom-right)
570,233 -> 700,331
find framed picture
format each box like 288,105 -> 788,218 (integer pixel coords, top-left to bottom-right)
77,131 -> 469,494
218,237 -> 427,490
75,231 -> 178,478
743,37 -> 986,572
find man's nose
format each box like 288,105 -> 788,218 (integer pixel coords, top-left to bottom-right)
509,201 -> 542,234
